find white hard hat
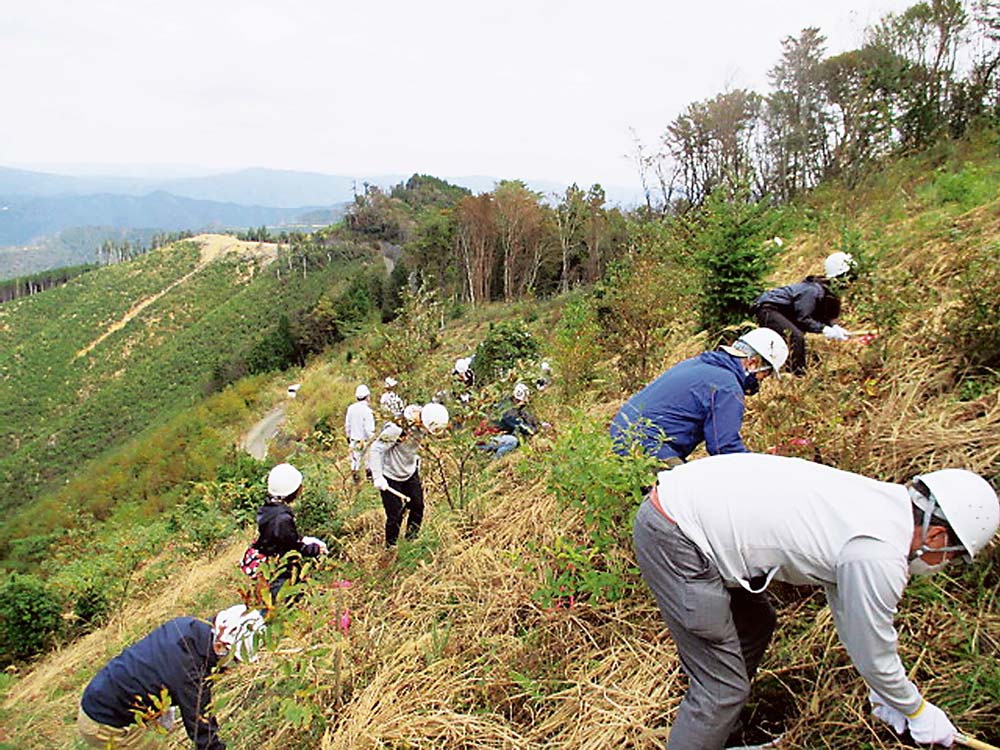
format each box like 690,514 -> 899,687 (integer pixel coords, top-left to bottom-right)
404,404 -> 422,423
421,402 -> 449,434
824,251 -> 855,278
513,383 -> 530,402
914,469 -> 999,560
384,376 -> 398,388
214,604 -> 266,662
355,384 -> 370,400
736,328 -> 789,376
454,358 -> 471,375
267,463 -> 302,499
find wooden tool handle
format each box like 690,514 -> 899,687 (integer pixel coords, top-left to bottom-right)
957,733 -> 1000,750
386,486 -> 411,504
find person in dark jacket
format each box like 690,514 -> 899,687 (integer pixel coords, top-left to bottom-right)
78,605 -> 264,750
752,252 -> 855,375
252,463 -> 327,599
479,383 -> 543,459
610,328 -> 788,467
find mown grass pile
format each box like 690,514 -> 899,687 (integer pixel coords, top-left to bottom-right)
3,135 -> 1000,749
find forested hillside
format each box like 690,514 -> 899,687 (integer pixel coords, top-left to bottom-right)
2,2 -> 1000,749
2,131 -> 999,749
0,233 -> 381,559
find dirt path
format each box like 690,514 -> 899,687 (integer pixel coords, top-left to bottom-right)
74,234 -> 283,359
242,404 -> 286,460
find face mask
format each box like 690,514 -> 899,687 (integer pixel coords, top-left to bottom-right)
908,554 -> 949,577
742,372 -> 760,396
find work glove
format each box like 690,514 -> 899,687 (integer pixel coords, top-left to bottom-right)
907,700 -> 956,747
301,536 -> 328,555
822,324 -> 850,341
373,477 -> 389,492
869,689 -> 907,734
156,706 -> 179,732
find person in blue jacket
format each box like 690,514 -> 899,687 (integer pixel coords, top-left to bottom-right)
610,328 -> 788,467
78,604 -> 264,750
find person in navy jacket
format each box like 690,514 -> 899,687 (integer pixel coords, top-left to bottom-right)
752,251 -> 855,375
610,329 -> 788,467
78,605 -> 264,750
252,463 -> 328,599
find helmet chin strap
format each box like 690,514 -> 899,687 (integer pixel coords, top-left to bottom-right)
908,486 -> 968,563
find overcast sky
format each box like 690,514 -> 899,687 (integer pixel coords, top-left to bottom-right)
2,0 -> 918,190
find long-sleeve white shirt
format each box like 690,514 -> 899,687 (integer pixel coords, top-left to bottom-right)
369,421 -> 421,482
658,452 -> 922,715
344,400 -> 375,443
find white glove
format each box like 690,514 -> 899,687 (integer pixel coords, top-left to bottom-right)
301,536 -> 328,555
822,324 -> 850,341
907,700 -> 956,747
869,689 -> 907,734
157,706 -> 179,732
373,477 -> 389,492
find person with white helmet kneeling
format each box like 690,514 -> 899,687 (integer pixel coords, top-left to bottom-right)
611,328 -> 788,470
478,383 -> 542,459
633,453 -> 999,750
345,383 -> 375,482
242,463 -> 328,601
752,251 -> 856,376
79,604 -> 265,750
370,402 -> 449,547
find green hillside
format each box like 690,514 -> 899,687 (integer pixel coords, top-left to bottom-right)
0,235 -> 371,545
1,135 -> 998,749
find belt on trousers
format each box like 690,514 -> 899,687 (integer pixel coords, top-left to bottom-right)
647,484 -> 676,524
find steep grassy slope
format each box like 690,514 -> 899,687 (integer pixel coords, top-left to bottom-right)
3,137 -> 1000,749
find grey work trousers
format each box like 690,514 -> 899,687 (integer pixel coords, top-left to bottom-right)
633,500 -> 777,750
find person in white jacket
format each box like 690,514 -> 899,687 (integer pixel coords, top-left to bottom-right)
632,452 -> 999,750
345,384 -> 375,482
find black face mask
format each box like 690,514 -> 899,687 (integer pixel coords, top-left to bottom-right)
742,372 -> 760,396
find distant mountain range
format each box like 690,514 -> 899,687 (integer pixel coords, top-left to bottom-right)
0,191 -> 325,247
0,165 -> 641,211
0,166 -> 370,210
0,165 -> 641,279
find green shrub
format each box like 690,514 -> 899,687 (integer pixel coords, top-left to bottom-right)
948,241 -> 1000,374
594,221 -> 695,388
683,184 -> 778,336
925,164 -> 994,209
294,486 -> 346,549
551,294 -> 603,398
530,414 -> 657,606
73,585 -> 110,628
473,320 -> 539,384
840,227 -> 910,337
0,573 -> 63,661
364,285 -> 442,391
215,452 -> 268,524
168,486 -> 238,554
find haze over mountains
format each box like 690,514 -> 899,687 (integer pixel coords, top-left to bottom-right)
1,165 -> 639,208
0,165 -> 640,279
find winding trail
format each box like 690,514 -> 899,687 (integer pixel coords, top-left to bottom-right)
75,234 -> 282,359
242,404 -> 286,460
